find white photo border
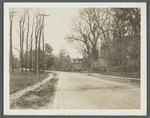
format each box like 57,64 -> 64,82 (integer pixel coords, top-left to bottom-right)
4,2 -> 147,115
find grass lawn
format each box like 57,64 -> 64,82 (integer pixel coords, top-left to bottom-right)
10,69 -> 49,94
86,71 -> 140,85
10,76 -> 58,109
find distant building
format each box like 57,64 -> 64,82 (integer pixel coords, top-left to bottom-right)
65,54 -> 71,61
50,54 -> 83,71
71,57 -> 83,71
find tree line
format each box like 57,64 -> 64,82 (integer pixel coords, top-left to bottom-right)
66,8 -> 140,72
9,8 -> 53,74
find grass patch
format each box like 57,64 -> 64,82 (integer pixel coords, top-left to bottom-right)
10,69 -> 49,94
97,72 -> 140,78
49,72 -> 57,76
10,76 -> 58,109
81,71 -> 140,79
88,73 -> 140,86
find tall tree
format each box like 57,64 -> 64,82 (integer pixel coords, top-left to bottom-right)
42,26 -> 45,72
58,49 -> 67,68
19,9 -> 27,73
25,9 -> 30,74
9,9 -> 17,72
110,8 -> 140,66
45,43 -> 53,70
37,13 -> 49,72
29,17 -> 35,72
66,8 -> 109,62
34,10 -> 39,74
37,15 -> 44,72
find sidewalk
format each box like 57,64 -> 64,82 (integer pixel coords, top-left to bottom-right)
10,73 -> 54,104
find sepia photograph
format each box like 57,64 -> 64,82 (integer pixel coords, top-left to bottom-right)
4,3 -> 147,115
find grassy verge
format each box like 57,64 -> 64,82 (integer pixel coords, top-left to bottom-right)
10,69 -> 49,94
81,71 -> 140,79
88,73 -> 140,86
96,72 -> 140,79
10,76 -> 58,109
48,71 -> 57,76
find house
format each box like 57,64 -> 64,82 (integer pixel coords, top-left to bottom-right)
71,57 -> 83,71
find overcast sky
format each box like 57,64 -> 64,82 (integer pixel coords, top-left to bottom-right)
12,8 -> 83,58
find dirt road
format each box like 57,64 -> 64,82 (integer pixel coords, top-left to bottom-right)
52,72 -> 140,109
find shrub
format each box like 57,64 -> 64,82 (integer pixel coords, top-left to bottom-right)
91,59 -> 107,72
126,59 -> 140,72
107,66 -> 125,72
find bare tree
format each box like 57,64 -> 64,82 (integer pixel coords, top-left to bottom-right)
34,10 -> 40,74
42,25 -> 45,72
37,13 -> 49,72
37,15 -> 44,72
66,8 -> 109,61
9,9 -> 17,72
19,9 -> 28,73
29,17 -> 35,72
25,9 -> 30,74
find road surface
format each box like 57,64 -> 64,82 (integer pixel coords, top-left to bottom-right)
52,72 -> 140,109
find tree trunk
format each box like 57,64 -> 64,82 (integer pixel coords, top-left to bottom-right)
42,27 -> 44,73
92,46 -> 98,61
38,16 -> 44,72
107,9 -> 112,64
30,40 -> 32,72
25,37 -> 28,74
21,34 -> 24,73
9,17 -> 14,72
25,12 -> 29,74
34,37 -> 37,74
38,33 -> 42,72
19,21 -> 22,73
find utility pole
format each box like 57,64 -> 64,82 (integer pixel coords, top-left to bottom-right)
9,10 -> 17,72
37,13 -> 49,79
